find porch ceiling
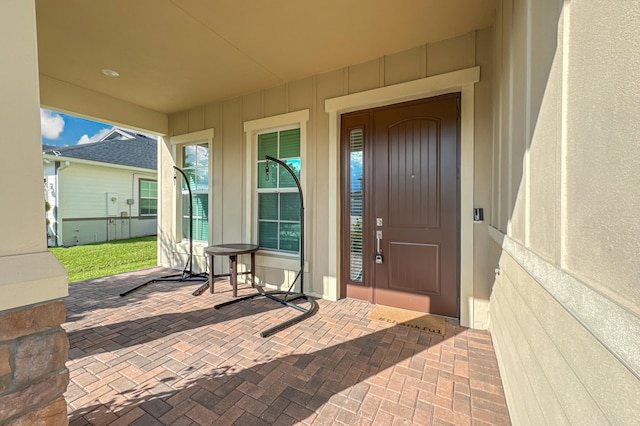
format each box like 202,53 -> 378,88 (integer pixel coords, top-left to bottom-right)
35,0 -> 496,116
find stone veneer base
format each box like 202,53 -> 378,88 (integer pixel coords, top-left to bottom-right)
0,300 -> 69,425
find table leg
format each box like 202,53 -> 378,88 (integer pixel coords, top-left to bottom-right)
230,255 -> 238,297
209,254 -> 215,293
250,251 -> 256,288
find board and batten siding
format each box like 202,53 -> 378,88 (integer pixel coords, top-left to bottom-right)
489,0 -> 640,423
161,29 -> 496,322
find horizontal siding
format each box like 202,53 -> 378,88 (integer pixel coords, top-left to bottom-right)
491,246 -> 640,424
59,163 -> 155,219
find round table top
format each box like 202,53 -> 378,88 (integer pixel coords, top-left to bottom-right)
205,243 -> 259,256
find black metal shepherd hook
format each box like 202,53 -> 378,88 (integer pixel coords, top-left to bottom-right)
120,166 -> 209,297
213,155 -> 316,337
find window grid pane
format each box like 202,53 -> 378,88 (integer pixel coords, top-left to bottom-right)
259,193 -> 278,220
280,193 -> 300,221
279,222 -> 300,252
279,159 -> 300,188
279,129 -> 300,158
257,162 -> 277,189
258,132 -> 278,159
258,221 -> 278,249
182,144 -> 209,192
182,193 -> 209,241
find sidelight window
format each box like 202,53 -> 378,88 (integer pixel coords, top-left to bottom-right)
349,129 -> 364,282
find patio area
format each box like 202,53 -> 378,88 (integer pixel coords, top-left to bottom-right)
63,267 -> 510,425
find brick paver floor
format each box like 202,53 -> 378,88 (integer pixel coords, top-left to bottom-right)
63,267 -> 510,425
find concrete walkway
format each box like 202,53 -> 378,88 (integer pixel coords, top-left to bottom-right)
63,267 -> 510,425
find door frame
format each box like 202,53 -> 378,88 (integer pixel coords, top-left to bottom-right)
326,66 -> 480,328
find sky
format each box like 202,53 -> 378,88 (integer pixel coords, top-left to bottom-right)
40,108 -> 114,147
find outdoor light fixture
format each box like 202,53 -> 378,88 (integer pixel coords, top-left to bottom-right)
101,68 -> 119,78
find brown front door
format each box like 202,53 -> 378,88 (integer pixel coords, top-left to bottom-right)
341,94 -> 460,317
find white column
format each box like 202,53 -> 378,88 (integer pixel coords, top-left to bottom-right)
0,0 -> 67,311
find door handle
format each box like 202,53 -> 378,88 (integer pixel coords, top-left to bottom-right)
375,230 -> 383,263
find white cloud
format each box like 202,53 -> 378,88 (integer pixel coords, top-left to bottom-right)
40,109 -> 65,139
77,127 -> 113,145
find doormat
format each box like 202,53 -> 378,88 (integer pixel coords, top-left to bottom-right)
367,305 -> 446,337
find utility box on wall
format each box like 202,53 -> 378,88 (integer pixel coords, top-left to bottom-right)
107,192 -> 119,216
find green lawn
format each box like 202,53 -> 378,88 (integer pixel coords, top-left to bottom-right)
49,236 -> 157,283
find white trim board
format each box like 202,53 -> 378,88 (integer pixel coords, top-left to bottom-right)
170,128 -> 214,145
0,252 -> 68,311
43,155 -> 156,173
326,67 -> 481,327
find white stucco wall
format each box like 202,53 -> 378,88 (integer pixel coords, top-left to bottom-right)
563,1 -> 640,307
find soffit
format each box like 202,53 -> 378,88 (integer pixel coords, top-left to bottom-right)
36,0 -> 496,115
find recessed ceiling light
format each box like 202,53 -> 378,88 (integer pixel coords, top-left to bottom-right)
101,69 -> 119,78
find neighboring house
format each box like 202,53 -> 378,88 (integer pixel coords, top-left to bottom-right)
2,2 -> 639,425
42,128 -> 157,246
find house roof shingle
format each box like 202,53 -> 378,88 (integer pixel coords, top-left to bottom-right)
43,129 -> 157,170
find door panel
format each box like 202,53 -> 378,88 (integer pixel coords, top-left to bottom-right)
388,242 -> 439,294
341,94 -> 459,318
388,118 -> 440,228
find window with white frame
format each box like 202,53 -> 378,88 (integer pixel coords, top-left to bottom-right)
256,128 -> 301,253
138,179 -> 157,216
181,143 -> 209,242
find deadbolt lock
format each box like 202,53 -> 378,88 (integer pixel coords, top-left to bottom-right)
375,254 -> 383,264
